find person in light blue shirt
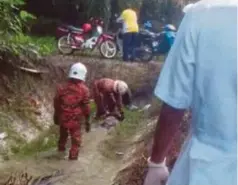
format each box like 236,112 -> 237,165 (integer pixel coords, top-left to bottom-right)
143,0 -> 237,185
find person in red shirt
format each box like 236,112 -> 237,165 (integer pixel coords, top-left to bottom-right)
53,62 -> 91,160
92,78 -> 131,120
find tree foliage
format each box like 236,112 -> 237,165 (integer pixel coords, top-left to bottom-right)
0,0 -> 41,61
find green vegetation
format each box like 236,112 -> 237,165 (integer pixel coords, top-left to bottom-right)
99,97 -> 162,159
99,108 -> 146,159
11,125 -> 58,158
11,34 -> 57,56
7,101 -> 148,159
0,0 -> 56,60
9,102 -> 96,158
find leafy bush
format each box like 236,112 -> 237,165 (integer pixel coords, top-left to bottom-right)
0,0 -> 55,60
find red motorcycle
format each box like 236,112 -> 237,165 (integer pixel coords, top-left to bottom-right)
56,24 -> 83,39
56,17 -> 101,39
57,20 -> 117,59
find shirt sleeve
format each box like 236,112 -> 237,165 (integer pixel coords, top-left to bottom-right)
114,93 -> 123,112
116,15 -> 123,23
117,10 -> 127,23
53,86 -> 60,113
81,86 -> 91,117
154,12 -> 197,109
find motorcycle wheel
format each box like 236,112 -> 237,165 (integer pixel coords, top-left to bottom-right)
99,39 -> 118,59
58,36 -> 74,55
134,45 -> 153,62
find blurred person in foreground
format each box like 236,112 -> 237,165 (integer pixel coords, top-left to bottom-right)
143,1 -> 237,185
116,4 -> 139,62
92,78 -> 132,121
183,3 -> 194,13
53,62 -> 91,160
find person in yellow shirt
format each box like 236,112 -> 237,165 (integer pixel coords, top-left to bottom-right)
116,5 -> 139,62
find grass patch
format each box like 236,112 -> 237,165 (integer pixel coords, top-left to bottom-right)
99,108 -> 146,159
11,125 -> 58,158
99,97 -> 162,160
112,109 -> 144,138
11,34 -> 57,56
28,36 -> 57,56
9,102 -> 97,158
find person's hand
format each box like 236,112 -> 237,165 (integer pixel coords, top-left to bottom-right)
118,111 -> 124,121
85,122 -> 91,133
143,158 -> 169,185
53,113 -> 59,125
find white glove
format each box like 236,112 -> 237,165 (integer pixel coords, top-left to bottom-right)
143,157 -> 169,185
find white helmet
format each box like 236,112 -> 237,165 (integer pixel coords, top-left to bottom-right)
183,3 -> 194,13
113,80 -> 128,95
68,62 -> 87,81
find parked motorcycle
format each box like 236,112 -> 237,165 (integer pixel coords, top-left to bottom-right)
134,25 -> 176,62
56,17 -> 103,39
56,24 -> 83,39
112,22 -> 176,62
112,28 -> 155,61
57,25 -> 117,59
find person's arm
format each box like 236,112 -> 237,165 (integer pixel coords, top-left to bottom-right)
116,10 -> 125,23
143,8 -> 197,185
150,103 -> 185,163
150,8 -> 197,162
81,86 -> 91,132
114,93 -> 122,111
53,88 -> 60,125
116,14 -> 123,23
113,92 -> 124,120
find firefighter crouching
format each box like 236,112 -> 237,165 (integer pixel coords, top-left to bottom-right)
92,78 -> 132,121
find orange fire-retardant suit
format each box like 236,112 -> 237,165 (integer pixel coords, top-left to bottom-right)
53,63 -> 90,160
92,78 -> 130,120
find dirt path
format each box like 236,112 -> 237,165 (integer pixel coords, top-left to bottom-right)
0,126 -> 122,185
57,126 -> 121,185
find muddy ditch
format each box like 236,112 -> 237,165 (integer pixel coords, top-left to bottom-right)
0,54 -> 190,185
0,55 -> 191,185
0,55 -> 164,184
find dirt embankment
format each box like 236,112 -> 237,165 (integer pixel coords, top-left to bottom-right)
0,55 -> 166,185
0,55 -> 162,158
0,55 -> 190,185
45,55 -> 162,103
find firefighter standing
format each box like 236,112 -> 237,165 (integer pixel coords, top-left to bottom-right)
53,62 -> 91,160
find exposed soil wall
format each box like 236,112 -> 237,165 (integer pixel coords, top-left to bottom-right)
0,55 -> 162,160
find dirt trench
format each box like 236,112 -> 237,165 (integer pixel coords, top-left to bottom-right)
0,55 -> 164,185
0,126 -> 123,185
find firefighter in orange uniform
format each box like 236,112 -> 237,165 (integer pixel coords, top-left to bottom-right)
92,78 -> 131,120
53,62 -> 91,160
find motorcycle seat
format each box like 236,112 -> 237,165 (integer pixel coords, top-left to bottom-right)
68,26 -> 83,33
154,33 -> 161,37
140,30 -> 156,37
